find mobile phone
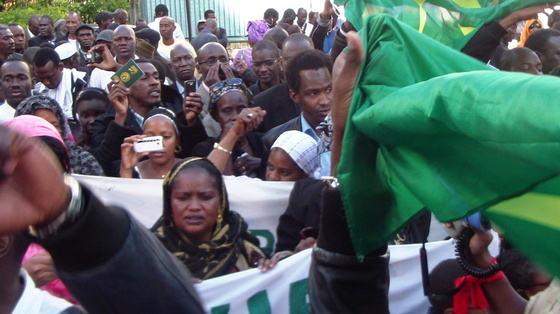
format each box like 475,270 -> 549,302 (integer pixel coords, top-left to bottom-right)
184,80 -> 196,95
85,51 -> 99,64
134,136 -> 164,153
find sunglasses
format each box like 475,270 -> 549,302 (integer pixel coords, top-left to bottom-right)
209,78 -> 250,105
530,23 -> 542,30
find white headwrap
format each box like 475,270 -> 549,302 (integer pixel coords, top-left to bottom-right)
55,42 -> 77,60
271,130 -> 320,178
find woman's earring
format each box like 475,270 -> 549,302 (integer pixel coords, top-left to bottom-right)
217,211 -> 223,225
175,145 -> 182,153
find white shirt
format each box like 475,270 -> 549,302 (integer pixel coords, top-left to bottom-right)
0,102 -> 17,124
12,270 -> 73,314
36,68 -> 86,119
88,55 -> 139,92
148,17 -> 185,39
157,38 -> 194,62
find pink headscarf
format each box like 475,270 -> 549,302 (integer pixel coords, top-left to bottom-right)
3,115 -> 65,145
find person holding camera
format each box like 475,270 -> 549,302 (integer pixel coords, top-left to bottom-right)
120,108 -> 182,179
91,59 -> 207,176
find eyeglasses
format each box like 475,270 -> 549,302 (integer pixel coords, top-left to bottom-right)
253,59 -> 278,69
529,23 -> 542,30
197,56 -> 230,66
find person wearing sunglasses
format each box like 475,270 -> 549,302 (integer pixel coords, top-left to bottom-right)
519,19 -> 544,47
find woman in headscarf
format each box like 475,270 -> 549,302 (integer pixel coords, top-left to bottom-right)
518,19 -> 543,47
120,107 -> 182,179
203,86 -> 321,182
152,157 -> 276,280
193,78 -> 265,177
73,88 -> 110,152
15,95 -> 104,175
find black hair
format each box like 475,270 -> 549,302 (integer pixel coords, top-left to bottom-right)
28,15 -> 39,23
154,4 -> 169,16
33,47 -> 59,68
263,28 -> 289,50
297,8 -> 307,15
500,249 -> 539,297
264,8 -> 279,20
40,15 -> 54,25
204,9 -> 215,19
73,87 -> 110,121
252,39 -> 280,58
285,49 -> 332,93
549,10 -> 560,28
146,58 -> 166,84
524,28 -> 560,54
281,33 -> 312,51
38,136 -> 70,173
428,259 -> 467,314
499,47 -> 539,71
282,9 -> 296,19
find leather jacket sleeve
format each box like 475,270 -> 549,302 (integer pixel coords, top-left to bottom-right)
309,186 -> 390,313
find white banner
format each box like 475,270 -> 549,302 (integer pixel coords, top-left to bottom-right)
74,175 -> 499,314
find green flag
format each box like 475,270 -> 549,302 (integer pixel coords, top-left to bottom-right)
485,179 -> 560,278
335,0 -> 550,49
340,14 -> 560,270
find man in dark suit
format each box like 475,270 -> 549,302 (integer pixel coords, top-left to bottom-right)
204,9 -> 228,48
169,43 -> 198,97
28,15 -> 58,47
190,19 -> 219,52
260,49 -> 333,178
252,34 -> 313,133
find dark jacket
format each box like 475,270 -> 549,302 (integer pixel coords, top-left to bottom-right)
309,187 -> 390,313
37,186 -> 205,313
252,82 -> 301,133
275,178 -> 324,252
91,106 -> 207,176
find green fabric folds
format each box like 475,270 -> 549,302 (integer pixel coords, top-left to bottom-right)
335,0 -> 550,49
340,14 -> 560,261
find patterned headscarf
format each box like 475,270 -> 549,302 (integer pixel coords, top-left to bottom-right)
271,130 -> 320,178
154,157 -> 264,280
14,95 -> 105,176
209,78 -> 254,110
16,95 -> 69,139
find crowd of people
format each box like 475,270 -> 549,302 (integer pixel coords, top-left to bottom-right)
0,0 -> 559,313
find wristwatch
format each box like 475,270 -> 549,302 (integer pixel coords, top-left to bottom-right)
28,175 -> 83,240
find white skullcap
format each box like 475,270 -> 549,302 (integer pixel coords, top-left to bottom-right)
55,42 -> 77,60
271,130 -> 320,178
